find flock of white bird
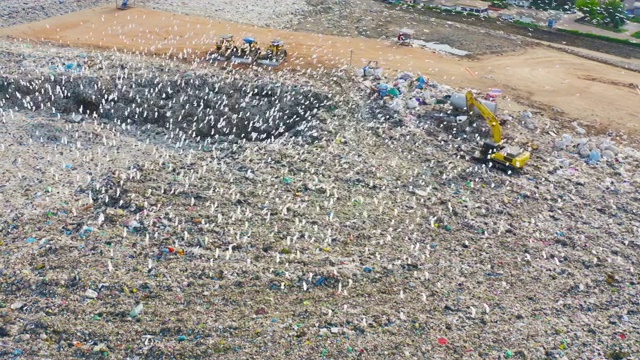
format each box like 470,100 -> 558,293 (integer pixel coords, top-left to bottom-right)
0,2 -> 638,357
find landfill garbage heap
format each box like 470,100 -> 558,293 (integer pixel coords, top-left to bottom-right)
0,72 -> 331,141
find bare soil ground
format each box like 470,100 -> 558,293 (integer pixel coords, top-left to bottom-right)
293,0 -> 531,55
387,4 -> 640,60
291,0 -> 640,60
1,5 -> 639,134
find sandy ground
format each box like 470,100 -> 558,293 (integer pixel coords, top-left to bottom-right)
1,5 -> 638,135
532,40 -> 640,72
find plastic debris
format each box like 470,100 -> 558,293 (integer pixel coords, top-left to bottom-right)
129,303 -> 143,318
10,302 -> 24,310
589,149 -> 601,163
0,9 -> 637,359
84,289 -> 98,299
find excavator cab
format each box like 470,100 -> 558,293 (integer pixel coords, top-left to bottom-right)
466,91 -> 531,173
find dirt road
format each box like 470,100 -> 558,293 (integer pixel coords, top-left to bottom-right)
2,5 -> 639,133
370,4 -> 640,60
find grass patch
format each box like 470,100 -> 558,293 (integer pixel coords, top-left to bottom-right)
556,28 -> 640,47
490,1 -> 509,9
399,3 -> 485,17
632,31 -> 640,39
576,19 -> 627,33
424,5 -> 482,16
513,20 -> 541,28
628,16 -> 640,24
593,24 -> 627,33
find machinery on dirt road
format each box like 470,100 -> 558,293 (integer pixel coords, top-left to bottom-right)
230,37 -> 260,64
397,28 -> 414,46
256,40 -> 288,66
116,0 -> 135,10
465,91 -> 531,173
207,35 -> 235,62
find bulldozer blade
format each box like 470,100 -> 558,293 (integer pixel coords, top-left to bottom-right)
256,59 -> 281,66
208,55 -> 228,62
231,57 -> 253,64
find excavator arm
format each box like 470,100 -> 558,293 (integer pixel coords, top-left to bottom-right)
465,91 -> 502,144
465,90 -> 531,172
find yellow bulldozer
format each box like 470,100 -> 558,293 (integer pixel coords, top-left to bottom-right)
207,35 -> 235,62
465,91 -> 531,173
256,40 -> 288,66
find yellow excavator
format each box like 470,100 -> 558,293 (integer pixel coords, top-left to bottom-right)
465,91 -> 531,173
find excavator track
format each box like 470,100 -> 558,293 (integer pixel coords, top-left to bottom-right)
471,150 -> 521,175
